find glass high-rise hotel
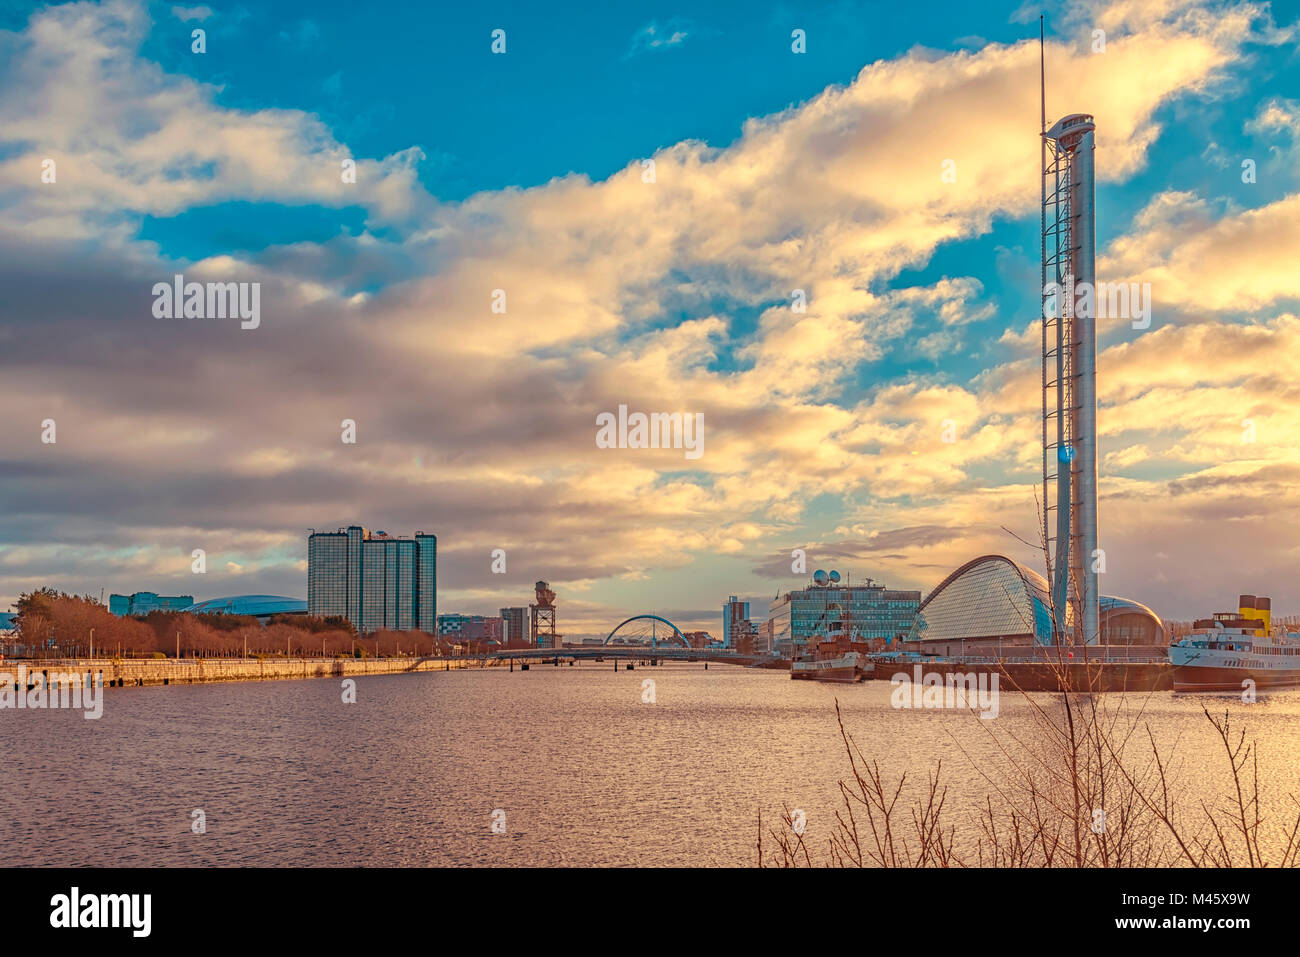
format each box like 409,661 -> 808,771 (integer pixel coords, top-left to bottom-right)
307,526 -> 436,634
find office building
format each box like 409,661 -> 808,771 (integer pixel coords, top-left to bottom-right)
437,614 -> 504,641
500,606 -> 529,649
307,526 -> 436,634
722,596 -> 752,648
766,572 -> 920,657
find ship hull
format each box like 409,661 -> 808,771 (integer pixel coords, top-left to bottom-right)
1172,665 -> 1300,693
791,653 -> 872,683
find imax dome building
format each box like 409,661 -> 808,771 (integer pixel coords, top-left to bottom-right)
182,595 -> 307,623
905,555 -> 1163,656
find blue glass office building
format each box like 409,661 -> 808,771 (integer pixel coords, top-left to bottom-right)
109,591 -> 195,616
307,526 -> 436,634
766,578 -> 920,654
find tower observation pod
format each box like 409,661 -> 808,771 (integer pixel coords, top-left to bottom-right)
1041,111 -> 1099,645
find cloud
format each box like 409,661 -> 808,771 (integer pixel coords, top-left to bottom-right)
1246,96 -> 1300,136
0,1 -> 432,238
0,0 -> 1294,627
170,4 -> 211,22
626,18 -> 691,57
278,18 -> 320,49
1102,191 -> 1300,316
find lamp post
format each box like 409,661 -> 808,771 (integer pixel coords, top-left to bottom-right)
176,631 -> 180,660
89,628 -> 95,660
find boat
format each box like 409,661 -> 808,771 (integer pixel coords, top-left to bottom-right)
1170,621 -> 1300,692
791,636 -> 874,683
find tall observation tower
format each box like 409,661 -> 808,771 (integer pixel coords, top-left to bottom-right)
1041,108 -> 1099,645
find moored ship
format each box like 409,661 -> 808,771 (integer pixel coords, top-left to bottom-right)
1171,596 -> 1300,692
790,637 -> 874,682
787,588 -> 876,682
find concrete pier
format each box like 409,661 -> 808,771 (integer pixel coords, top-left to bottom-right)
0,656 -> 476,689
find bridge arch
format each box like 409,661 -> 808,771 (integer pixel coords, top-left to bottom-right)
603,614 -> 691,649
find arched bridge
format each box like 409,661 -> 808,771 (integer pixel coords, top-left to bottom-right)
409,611 -> 784,668
603,614 -> 691,650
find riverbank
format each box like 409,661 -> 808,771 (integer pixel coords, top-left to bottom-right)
0,656 -> 485,688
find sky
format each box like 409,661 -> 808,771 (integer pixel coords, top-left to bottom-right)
1,0 -> 1299,638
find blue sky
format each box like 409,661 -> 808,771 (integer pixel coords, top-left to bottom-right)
2,0 -> 1300,634
126,0 -> 1300,388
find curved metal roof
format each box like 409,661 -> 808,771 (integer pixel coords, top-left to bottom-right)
1099,594 -> 1163,625
916,554 -> 1052,615
183,595 -> 307,616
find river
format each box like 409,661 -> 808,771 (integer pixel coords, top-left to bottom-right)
4,663 -> 1299,866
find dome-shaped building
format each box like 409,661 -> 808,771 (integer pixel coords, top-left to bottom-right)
905,555 -> 1165,656
1099,595 -> 1165,645
906,555 -> 1057,657
182,595 -> 307,622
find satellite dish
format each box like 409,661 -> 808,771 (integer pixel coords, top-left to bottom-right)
828,570 -> 841,583
813,570 -> 828,586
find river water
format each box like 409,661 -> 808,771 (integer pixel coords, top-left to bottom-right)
4,663 -> 1300,866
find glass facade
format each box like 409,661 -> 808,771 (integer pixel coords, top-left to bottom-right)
307,526 -> 435,633
109,592 -> 195,616
906,555 -> 1056,647
722,596 -> 751,648
766,581 -> 921,652
416,533 -> 437,634
500,607 -> 528,647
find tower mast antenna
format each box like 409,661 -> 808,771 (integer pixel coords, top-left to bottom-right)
1040,15 -> 1046,136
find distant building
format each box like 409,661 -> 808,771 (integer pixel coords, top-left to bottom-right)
722,596 -> 752,649
307,526 -> 436,634
437,614 -> 472,636
767,575 -> 920,657
438,614 -> 504,641
680,630 -> 715,649
500,606 -> 529,649
1101,596 -> 1166,645
182,595 -> 307,623
109,592 -> 195,617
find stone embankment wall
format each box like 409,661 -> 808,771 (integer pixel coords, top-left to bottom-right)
0,656 -> 480,688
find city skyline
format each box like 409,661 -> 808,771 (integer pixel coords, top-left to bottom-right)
3,0 -> 1300,637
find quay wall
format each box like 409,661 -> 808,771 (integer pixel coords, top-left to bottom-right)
0,656 -> 486,688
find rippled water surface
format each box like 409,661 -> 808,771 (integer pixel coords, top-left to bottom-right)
4,664 -> 1300,865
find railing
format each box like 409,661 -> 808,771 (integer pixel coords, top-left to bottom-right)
879,654 -> 1169,665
